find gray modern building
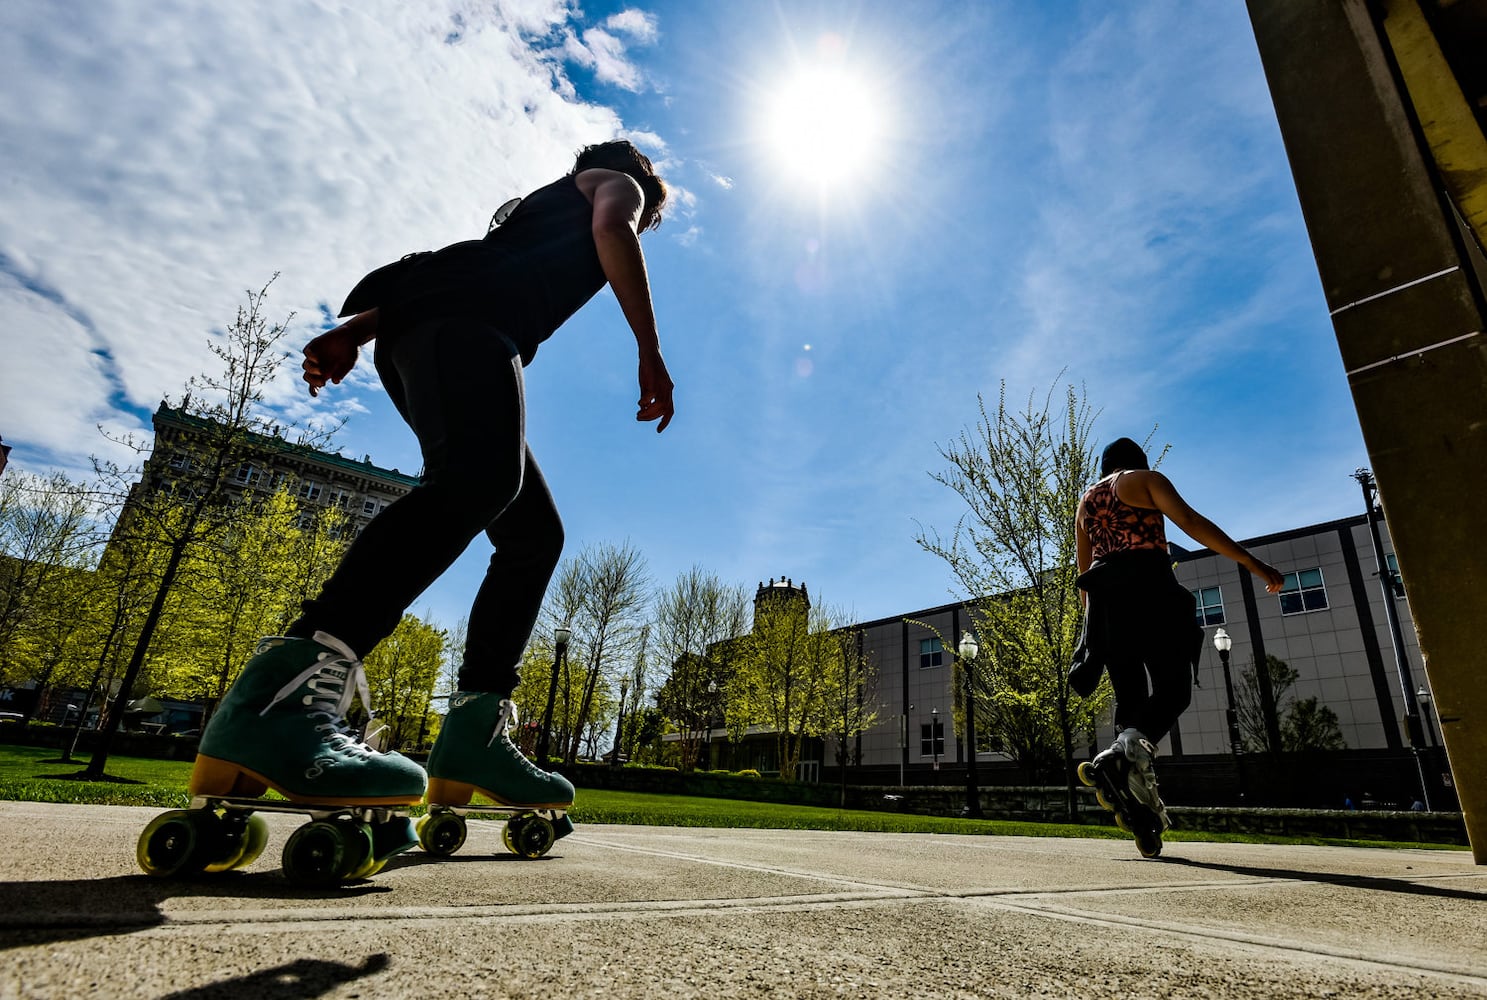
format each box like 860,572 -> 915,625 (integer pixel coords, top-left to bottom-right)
832,512 -> 1447,807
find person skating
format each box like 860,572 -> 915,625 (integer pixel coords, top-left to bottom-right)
192,140 -> 673,829
1071,438 -> 1283,855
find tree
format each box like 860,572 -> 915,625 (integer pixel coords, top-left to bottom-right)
916,381 -> 1109,816
652,566 -> 749,770
730,592 -> 856,782
548,542 -> 650,765
1237,655 -> 1346,753
83,279 -> 303,778
824,627 -> 878,806
0,471 -> 100,689
363,613 -> 445,752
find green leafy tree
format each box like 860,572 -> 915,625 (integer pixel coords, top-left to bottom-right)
916,381 -> 1110,814
0,471 -> 100,688
363,613 -> 445,752
83,279 -> 307,777
652,566 -> 749,770
824,628 -> 878,805
729,593 -> 858,782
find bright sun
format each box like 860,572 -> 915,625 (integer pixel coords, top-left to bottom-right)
762,66 -> 885,186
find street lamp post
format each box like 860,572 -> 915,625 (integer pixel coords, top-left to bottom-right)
1416,686 -> 1439,749
957,632 -> 982,818
1213,628 -> 1248,801
1354,469 -> 1431,811
610,678 -> 628,767
536,625 -> 570,764
930,706 -> 940,775
703,679 -> 718,770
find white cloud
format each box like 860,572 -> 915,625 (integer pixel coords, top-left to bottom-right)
710,174 -> 735,191
0,0 -> 663,474
605,9 -> 659,44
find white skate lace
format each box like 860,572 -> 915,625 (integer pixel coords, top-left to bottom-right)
260,631 -> 378,760
487,698 -> 550,778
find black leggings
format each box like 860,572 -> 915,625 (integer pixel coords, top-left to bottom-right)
289,318 -> 563,693
1106,652 -> 1192,744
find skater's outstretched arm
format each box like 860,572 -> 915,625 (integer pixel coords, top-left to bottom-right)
576,167 -> 675,433
302,308 -> 379,397
1122,470 -> 1285,593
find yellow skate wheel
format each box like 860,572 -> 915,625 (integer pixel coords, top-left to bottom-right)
138,810 -> 210,878
1113,813 -> 1131,834
1077,762 -> 1097,787
335,819 -> 375,880
1094,789 -> 1115,813
234,814 -> 271,869
505,814 -> 556,859
282,820 -> 351,888
417,811 -> 467,857
203,812 -> 270,873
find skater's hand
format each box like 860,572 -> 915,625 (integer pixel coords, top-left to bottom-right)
1249,557 -> 1285,594
637,349 -> 674,433
302,325 -> 362,397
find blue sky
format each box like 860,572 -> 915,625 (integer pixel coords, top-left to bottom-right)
0,1 -> 1369,632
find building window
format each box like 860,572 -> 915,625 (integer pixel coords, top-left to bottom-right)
1279,568 -> 1329,615
327,489 -> 352,509
234,463 -> 262,486
919,720 -> 945,757
1191,586 -> 1225,626
168,451 -> 191,470
1385,553 -> 1406,599
298,481 -> 322,502
918,637 -> 943,669
362,499 -> 379,516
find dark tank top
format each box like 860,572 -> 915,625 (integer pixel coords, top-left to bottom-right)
356,175 -> 607,365
1080,472 -> 1167,560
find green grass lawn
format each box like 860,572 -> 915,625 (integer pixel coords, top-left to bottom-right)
0,744 -> 1463,852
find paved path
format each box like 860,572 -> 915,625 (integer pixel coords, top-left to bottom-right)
0,802 -> 1483,998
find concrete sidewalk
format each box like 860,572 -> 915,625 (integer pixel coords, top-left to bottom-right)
0,802 -> 1482,999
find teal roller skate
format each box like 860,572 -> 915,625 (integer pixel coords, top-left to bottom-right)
418,692 -> 575,860
1077,727 -> 1170,858
137,632 -> 426,886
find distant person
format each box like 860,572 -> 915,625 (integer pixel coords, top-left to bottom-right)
1072,437 -> 1283,855
190,141 -> 674,851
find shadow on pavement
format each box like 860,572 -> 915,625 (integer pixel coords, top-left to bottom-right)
0,873 -> 391,950
1162,857 -> 1487,901
155,954 -> 390,1000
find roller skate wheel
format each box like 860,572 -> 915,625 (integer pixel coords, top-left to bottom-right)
505,814 -> 556,859
1076,761 -> 1097,787
417,811 -> 467,857
203,812 -> 269,873
1094,789 -> 1115,813
1113,813 -> 1131,834
137,810 -> 210,878
335,819 -> 376,880
282,820 -> 353,888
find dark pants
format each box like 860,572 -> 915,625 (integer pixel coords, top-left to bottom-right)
288,318 -> 563,693
1106,651 -> 1192,745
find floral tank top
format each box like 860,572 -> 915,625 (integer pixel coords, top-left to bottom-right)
1080,472 -> 1167,559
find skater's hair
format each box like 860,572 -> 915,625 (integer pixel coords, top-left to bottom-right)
1100,438 -> 1150,477
571,139 -> 668,232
